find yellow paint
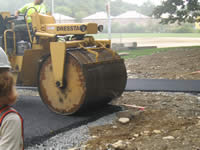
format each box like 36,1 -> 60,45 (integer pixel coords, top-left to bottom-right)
195,17 -> 200,29
50,42 -> 66,87
26,16 -> 33,43
42,23 -> 98,35
195,22 -> 200,29
4,29 -> 16,54
39,55 -> 86,114
0,12 -> 10,19
35,32 -> 56,38
9,56 -> 23,83
18,49 -> 48,86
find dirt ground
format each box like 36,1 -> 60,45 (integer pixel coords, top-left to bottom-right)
113,37 -> 200,48
126,47 -> 200,80
82,48 -> 200,150
86,92 -> 200,150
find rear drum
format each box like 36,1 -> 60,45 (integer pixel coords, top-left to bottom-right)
38,49 -> 127,115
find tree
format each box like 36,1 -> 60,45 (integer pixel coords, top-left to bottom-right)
139,0 -> 156,16
153,0 -> 200,24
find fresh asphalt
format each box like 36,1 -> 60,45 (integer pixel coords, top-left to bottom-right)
17,79 -> 200,93
126,79 -> 200,93
13,96 -> 121,147
15,79 -> 200,147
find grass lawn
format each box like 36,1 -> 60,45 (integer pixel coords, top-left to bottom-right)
118,46 -> 200,59
94,33 -> 200,39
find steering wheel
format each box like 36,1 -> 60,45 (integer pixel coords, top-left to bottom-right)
24,7 -> 38,21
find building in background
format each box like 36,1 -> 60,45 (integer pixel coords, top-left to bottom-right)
82,11 -> 155,27
113,11 -> 152,26
82,12 -> 113,25
53,13 -> 75,23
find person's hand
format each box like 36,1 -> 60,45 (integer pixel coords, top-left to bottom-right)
15,11 -> 19,18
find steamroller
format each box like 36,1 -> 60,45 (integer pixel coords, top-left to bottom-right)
0,9 -> 127,115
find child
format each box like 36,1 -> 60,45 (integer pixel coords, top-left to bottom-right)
0,48 -> 24,150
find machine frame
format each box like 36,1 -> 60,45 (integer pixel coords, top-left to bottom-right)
2,11 -> 115,87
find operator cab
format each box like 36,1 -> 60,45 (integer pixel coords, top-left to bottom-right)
0,11 -> 32,56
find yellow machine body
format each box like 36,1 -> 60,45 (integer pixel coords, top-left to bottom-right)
1,12 -> 127,115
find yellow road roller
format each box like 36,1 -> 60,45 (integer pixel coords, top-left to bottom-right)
0,10 -> 127,115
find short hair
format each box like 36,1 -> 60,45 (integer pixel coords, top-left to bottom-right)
0,70 -> 14,97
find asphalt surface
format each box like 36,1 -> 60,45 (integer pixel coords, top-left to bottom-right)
126,79 -> 200,93
13,96 -> 121,147
17,79 -> 200,93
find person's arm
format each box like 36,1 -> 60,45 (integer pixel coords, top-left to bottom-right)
15,4 -> 29,17
39,4 -> 47,14
15,11 -> 20,17
0,113 -> 23,150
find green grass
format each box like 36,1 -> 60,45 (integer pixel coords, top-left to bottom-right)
94,33 -> 200,39
118,46 -> 200,59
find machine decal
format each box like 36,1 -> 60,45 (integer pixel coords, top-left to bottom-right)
57,26 -> 80,31
47,26 -> 55,30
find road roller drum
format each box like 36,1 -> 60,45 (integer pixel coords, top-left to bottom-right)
38,49 -> 127,115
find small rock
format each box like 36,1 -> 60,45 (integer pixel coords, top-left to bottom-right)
81,145 -> 89,150
117,110 -> 134,120
91,136 -> 98,138
126,141 -> 131,145
129,75 -> 138,78
143,131 -> 150,135
127,70 -> 131,73
68,148 -> 80,150
118,118 -> 130,124
197,120 -> 200,126
197,116 -> 200,119
133,134 -> 139,137
163,136 -> 175,140
153,130 -> 161,134
110,140 -> 127,149
113,126 -> 118,129
119,52 -> 129,56
130,137 -> 136,141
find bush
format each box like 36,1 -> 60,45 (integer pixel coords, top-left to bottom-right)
168,24 -> 196,33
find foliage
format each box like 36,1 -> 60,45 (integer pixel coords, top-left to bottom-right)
153,0 -> 200,24
167,23 -> 196,33
118,47 -> 172,59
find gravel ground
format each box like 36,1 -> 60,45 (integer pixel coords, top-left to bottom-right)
125,47 -> 200,80
85,92 -> 200,150
25,113 -> 116,150
17,89 -> 39,97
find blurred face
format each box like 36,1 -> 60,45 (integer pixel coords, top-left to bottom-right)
7,86 -> 18,105
34,0 -> 42,5
0,86 -> 18,105
0,71 -> 18,106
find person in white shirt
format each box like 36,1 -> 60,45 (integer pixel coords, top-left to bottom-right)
0,47 -> 24,150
